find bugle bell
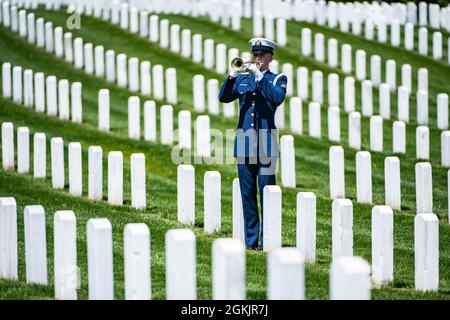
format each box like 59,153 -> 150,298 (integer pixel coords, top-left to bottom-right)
231,57 -> 260,73
231,57 -> 246,72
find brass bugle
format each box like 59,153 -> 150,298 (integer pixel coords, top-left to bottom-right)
231,57 -> 260,73
231,57 -> 246,72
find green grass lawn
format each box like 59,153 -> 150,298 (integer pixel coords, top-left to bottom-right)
0,6 -> 449,300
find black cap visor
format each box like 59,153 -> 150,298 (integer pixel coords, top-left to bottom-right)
251,45 -> 274,54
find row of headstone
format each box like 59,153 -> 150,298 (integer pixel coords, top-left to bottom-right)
291,64 -> 448,130
177,165 -> 259,241
2,53 -> 442,170
331,196 -> 439,291
192,74 -> 237,117
5,55 -> 446,148
277,94 -> 450,168
354,18 -> 448,63
329,146 -> 400,209
327,145 -> 443,216
0,122 -> 148,209
252,13 -> 287,46
96,2 -> 299,98
11,2 -> 444,130
208,0 -> 244,32
177,165 -> 236,235
82,2 -> 283,103
255,0 -> 450,32
304,99 -> 449,161
49,0 -> 450,66
5,0 -> 444,272
148,0 -> 450,32
25,0 -> 449,36
194,0 -> 448,32
98,93 -> 217,157
0,2 -> 381,160
2,199 -> 186,299
325,14 -> 448,63
171,160 -> 437,292
368,3 -> 445,61
176,154 -> 439,280
2,109 -> 444,216
0,5 -> 177,103
3,193 -> 401,299
2,62 -> 82,122
196,0 -> 449,62
356,151 -> 372,204
98,4 -> 243,76
8,0 -> 450,221
301,28 -> 441,95
1,1 -> 446,298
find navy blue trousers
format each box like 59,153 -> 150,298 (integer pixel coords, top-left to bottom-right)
237,158 -> 276,248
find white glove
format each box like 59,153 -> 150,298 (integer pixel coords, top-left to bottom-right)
247,64 -> 263,81
229,69 -> 238,78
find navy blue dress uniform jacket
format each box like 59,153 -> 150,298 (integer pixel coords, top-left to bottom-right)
218,70 -> 288,158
